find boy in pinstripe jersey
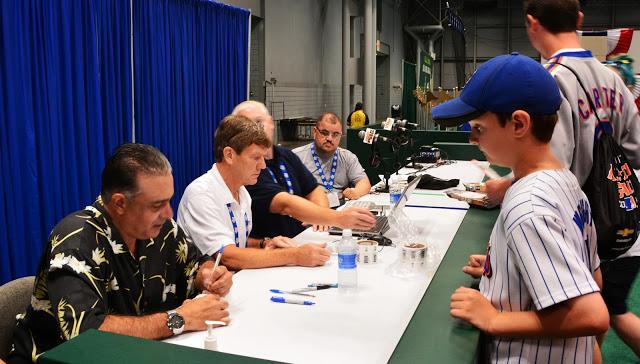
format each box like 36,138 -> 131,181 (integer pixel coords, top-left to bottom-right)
433,53 -> 609,363
485,0 -> 640,357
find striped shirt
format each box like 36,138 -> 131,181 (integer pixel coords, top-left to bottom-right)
480,169 -> 600,364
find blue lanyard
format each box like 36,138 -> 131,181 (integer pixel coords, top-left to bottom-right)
310,144 -> 338,191
267,161 -> 294,194
226,203 -> 250,247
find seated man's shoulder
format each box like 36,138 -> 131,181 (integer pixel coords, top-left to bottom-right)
184,171 -> 216,195
54,206 -> 104,234
291,143 -> 312,155
339,147 -> 360,160
47,207 -> 110,252
277,146 -> 307,167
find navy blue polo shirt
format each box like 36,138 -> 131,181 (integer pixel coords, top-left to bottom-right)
247,145 -> 319,238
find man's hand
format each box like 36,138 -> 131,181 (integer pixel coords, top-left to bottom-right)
462,254 -> 486,279
264,236 -> 298,250
200,264 -> 233,296
176,294 -> 229,332
295,243 -> 331,267
301,222 -> 330,232
312,224 -> 330,232
484,178 -> 512,206
336,207 -> 376,230
450,287 -> 498,333
342,188 -> 361,200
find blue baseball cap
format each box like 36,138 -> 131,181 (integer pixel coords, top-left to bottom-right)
432,52 -> 562,127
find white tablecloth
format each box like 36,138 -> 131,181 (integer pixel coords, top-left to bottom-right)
163,160 -> 486,363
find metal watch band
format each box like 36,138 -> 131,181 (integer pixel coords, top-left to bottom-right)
166,309 -> 185,336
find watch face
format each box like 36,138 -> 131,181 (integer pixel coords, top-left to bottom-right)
168,313 -> 185,329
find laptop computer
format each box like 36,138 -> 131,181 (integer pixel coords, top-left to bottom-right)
329,175 -> 422,237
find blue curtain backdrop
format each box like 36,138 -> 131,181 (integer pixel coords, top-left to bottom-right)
134,0 -> 249,210
0,0 -> 132,284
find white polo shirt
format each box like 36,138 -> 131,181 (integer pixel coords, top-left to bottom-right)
177,164 -> 252,255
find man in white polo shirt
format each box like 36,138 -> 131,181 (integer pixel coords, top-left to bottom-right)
178,115 -> 330,270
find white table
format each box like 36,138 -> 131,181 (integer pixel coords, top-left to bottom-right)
164,161 -> 486,363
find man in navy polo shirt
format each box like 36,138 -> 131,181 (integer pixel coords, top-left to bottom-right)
231,101 -> 375,240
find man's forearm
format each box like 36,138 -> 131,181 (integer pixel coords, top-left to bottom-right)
353,178 -> 372,197
270,192 -> 338,226
488,292 -> 608,338
221,245 -> 297,270
306,186 -> 329,207
100,312 -> 172,340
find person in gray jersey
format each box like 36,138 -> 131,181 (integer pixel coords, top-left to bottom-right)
293,112 -> 371,207
433,52 -> 608,364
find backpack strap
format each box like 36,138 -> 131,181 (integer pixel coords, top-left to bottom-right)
549,62 -> 607,131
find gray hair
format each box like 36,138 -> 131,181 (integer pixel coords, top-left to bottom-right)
232,100 -> 270,117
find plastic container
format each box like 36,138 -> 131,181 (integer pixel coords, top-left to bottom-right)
389,177 -> 402,206
337,229 -> 358,292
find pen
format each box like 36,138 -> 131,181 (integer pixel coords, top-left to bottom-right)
307,283 -> 338,288
212,246 -> 223,271
269,289 -> 315,297
471,160 -> 501,180
270,296 -> 315,306
292,284 -> 336,293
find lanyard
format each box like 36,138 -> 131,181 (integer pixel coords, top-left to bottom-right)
267,161 -> 294,194
226,203 -> 250,248
310,144 -> 338,191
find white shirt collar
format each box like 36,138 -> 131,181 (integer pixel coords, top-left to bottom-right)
550,48 -> 587,58
210,164 -> 236,205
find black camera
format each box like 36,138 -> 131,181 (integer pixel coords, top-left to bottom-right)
413,145 -> 441,163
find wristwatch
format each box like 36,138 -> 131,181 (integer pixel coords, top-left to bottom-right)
259,237 -> 271,249
166,310 -> 185,335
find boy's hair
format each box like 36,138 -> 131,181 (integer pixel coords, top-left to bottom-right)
495,112 -> 558,143
101,143 -> 172,203
214,115 -> 271,162
524,0 -> 580,34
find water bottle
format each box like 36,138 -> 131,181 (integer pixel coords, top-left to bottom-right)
389,177 -> 402,206
337,229 -> 357,292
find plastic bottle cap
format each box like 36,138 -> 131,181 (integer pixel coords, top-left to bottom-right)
204,320 -> 226,351
343,229 -> 353,237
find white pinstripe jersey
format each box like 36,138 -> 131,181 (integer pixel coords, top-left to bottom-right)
480,169 -> 600,364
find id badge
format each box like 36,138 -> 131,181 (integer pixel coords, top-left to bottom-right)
327,191 -> 340,208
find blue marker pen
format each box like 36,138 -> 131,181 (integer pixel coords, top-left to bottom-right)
270,296 -> 315,306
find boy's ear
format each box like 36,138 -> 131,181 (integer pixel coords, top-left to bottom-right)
525,15 -> 539,32
577,11 -> 584,30
510,110 -> 531,139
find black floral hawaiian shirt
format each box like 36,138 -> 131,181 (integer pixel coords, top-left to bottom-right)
10,198 -> 209,362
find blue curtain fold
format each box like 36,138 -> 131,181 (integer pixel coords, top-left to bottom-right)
0,0 -> 132,284
133,0 -> 249,210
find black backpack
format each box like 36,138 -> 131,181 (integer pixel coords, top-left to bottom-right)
554,62 -> 640,260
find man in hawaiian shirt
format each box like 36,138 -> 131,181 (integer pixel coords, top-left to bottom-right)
8,143 -> 232,363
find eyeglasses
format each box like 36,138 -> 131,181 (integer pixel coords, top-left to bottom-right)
315,127 -> 342,139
